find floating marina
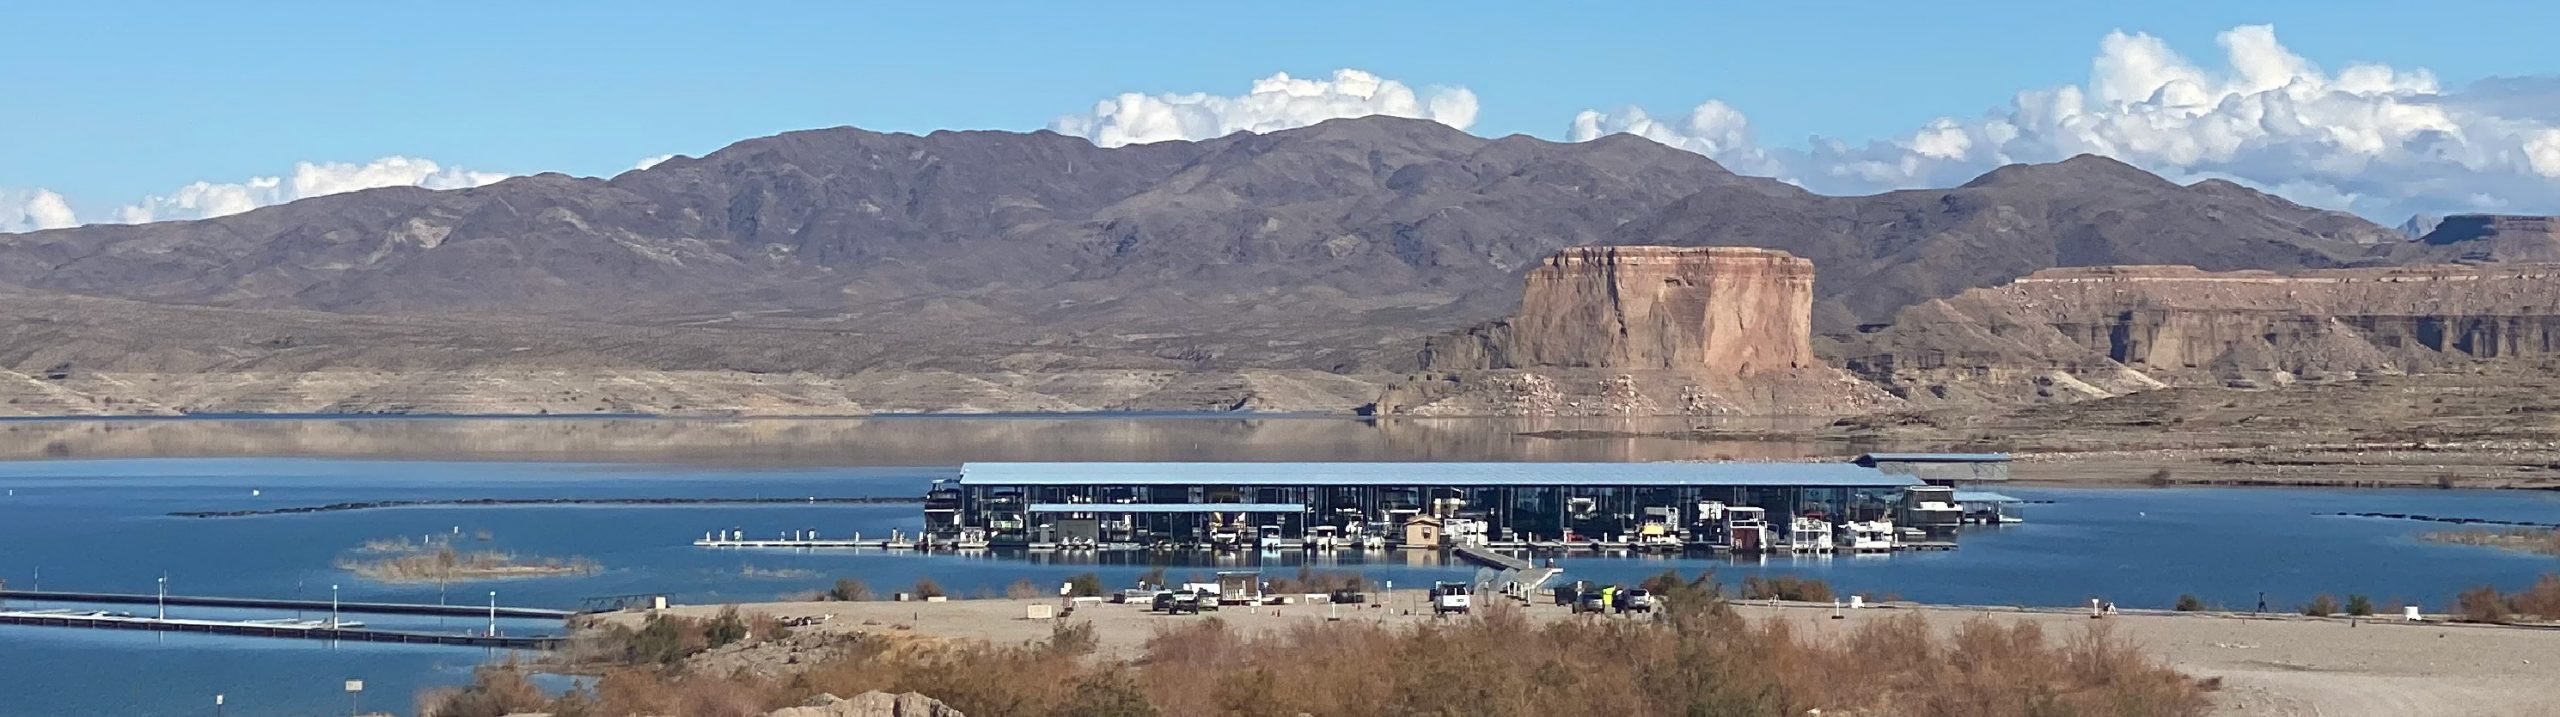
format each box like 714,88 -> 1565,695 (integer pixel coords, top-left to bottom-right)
900,455 -> 2015,554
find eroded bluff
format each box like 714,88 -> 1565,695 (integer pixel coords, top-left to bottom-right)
1836,263 -> 2560,405
1374,246 -> 1894,416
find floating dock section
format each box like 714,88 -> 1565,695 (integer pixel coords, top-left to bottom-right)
0,590 -> 578,619
0,609 -> 563,649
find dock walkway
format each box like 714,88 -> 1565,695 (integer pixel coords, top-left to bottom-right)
0,610 -> 564,649
0,590 -> 579,619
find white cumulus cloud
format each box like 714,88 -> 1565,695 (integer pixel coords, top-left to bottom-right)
1051,68 -> 1479,147
1572,24 -> 2560,221
110,156 -> 508,225
1,188 -> 79,233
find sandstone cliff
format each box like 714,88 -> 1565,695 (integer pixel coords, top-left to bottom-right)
1377,247 -> 1894,416
1836,263 -> 2560,405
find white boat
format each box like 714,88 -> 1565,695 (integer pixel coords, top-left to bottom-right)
1723,506 -> 1773,553
1842,520 -> 1897,553
1789,516 -> 1835,553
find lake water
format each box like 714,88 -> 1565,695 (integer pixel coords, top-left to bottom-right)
0,417 -> 2553,716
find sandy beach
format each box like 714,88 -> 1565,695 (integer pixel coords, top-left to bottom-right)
611,593 -> 2560,717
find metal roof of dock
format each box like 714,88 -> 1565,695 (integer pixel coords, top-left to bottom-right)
1029,502 -> 1307,513
960,462 -> 1921,488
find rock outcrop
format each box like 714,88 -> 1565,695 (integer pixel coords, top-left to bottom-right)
1837,263 -> 2560,405
1421,246 -> 1816,373
1377,247 -> 1895,416
765,692 -> 964,717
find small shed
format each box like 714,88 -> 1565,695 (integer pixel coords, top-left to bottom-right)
1402,514 -> 1444,548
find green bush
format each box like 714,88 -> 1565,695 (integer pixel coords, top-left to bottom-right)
2346,594 -> 2374,616
2173,594 -> 2205,612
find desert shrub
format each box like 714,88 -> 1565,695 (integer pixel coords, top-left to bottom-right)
827,578 -> 874,602
1006,578 -> 1045,599
2457,584 -> 2511,623
912,577 -> 946,599
1045,619 -> 1099,657
1740,575 -> 1834,602
1059,668 -> 1157,717
1264,566 -> 1368,594
461,590 -> 2212,717
2174,593 -> 2205,612
2300,594 -> 2339,617
1068,572 -> 1107,598
2509,574 -> 2560,619
705,606 -> 752,647
417,665 -> 548,717
2144,469 -> 2175,487
2346,594 -> 2374,616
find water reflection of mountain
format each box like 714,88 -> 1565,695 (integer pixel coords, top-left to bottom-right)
0,416 -> 1879,465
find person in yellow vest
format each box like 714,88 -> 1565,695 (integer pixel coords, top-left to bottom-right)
1601,585 -> 1617,615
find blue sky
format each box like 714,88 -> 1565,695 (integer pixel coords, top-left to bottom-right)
7,0 -> 2560,227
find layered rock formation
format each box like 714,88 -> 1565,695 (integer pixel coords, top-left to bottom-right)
1377,247 -> 1894,416
1837,263 -> 2560,405
1421,246 -> 1817,372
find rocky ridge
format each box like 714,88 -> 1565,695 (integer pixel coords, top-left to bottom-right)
1835,263 -> 2560,406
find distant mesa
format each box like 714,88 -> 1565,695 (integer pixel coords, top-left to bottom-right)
2416,214 -> 2560,262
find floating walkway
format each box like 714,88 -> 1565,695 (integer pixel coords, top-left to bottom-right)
0,590 -> 579,619
0,609 -> 562,649
694,528 -> 920,550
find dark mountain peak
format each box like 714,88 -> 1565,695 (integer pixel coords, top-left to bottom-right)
1962,154 -> 2174,190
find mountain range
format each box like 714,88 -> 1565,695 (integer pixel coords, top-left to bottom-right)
0,116 -> 2459,413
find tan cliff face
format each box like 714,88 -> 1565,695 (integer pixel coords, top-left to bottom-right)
1380,246 -> 1893,417
1425,246 -> 1817,374
1837,263 -> 2560,405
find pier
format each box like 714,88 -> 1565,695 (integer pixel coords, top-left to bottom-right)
0,590 -> 580,619
0,609 -> 563,649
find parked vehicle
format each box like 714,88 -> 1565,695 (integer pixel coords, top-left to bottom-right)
1430,581 -> 1473,615
1164,590 -> 1206,614
1328,589 -> 1368,605
1117,588 -> 1167,605
1574,590 -> 1610,614
1151,591 -> 1179,612
1613,588 -> 1656,614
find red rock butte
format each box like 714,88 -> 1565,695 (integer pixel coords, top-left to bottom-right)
1425,246 -> 1817,375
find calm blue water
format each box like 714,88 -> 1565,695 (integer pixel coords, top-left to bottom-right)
0,458 -> 2553,716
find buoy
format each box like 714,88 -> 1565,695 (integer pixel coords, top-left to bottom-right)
251,489 -> 261,497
